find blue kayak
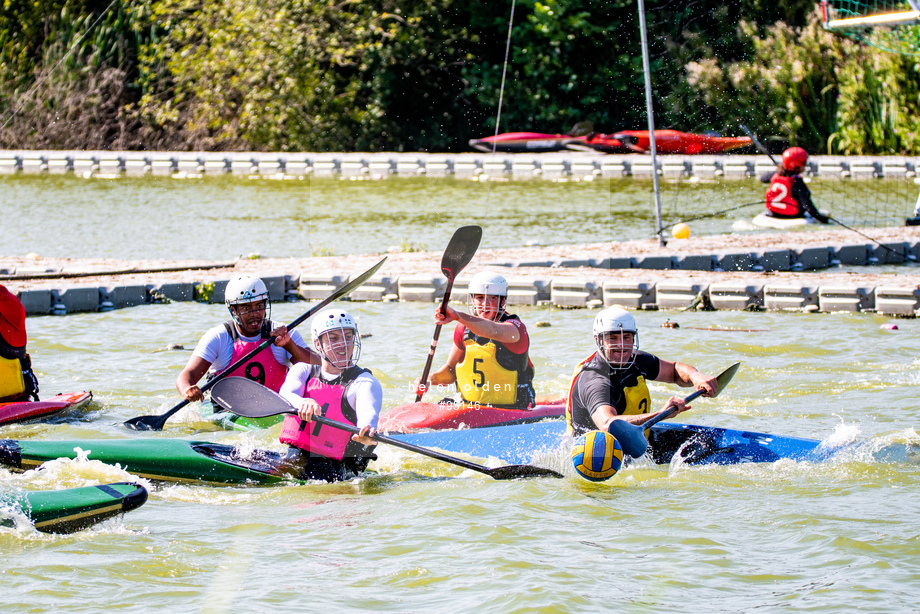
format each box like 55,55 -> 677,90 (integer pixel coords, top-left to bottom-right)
392,420 -> 838,467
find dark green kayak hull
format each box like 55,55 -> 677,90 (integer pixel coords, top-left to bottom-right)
2,482 -> 148,534
0,439 -> 290,485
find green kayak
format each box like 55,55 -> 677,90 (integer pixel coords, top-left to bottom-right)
2,482 -> 148,534
0,439 -> 291,486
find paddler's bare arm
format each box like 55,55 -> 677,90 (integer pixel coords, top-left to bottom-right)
435,305 -> 520,344
425,344 -> 464,387
176,356 -> 212,402
656,359 -> 718,397
270,325 -> 320,365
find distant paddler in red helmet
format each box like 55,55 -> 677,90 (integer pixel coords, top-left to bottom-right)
761,147 -> 829,224
419,271 -> 536,409
176,275 -> 319,404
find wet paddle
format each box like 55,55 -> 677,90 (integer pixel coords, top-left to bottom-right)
415,225 -> 483,402
211,377 -> 563,480
607,362 -> 741,459
123,257 -> 387,432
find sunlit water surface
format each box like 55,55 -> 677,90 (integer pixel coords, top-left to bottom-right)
2,302 -> 920,612
2,173 -> 912,259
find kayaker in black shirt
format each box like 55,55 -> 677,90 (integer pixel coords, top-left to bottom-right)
566,307 -> 718,437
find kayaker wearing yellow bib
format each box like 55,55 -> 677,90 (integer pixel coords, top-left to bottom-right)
0,284 -> 39,403
422,271 -> 535,409
566,307 -> 717,436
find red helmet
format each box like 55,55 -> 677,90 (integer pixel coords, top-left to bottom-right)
782,147 -> 808,171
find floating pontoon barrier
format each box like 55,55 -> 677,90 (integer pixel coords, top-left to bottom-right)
9,273 -> 920,318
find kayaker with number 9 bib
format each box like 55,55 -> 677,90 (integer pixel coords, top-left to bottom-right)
176,275 -> 318,404
0,284 -> 40,402
761,146 -> 829,224
418,271 -> 536,409
566,307 -> 718,437
278,309 -> 382,482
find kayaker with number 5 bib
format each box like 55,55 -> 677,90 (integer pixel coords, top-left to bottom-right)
418,271 -> 536,409
0,284 -> 40,402
176,275 -> 318,405
761,147 -> 829,224
278,309 -> 382,482
566,307 -> 718,437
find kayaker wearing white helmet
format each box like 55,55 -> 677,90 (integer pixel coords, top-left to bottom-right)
176,275 -> 318,403
278,308 -> 382,481
421,270 -> 535,409
566,306 -> 718,437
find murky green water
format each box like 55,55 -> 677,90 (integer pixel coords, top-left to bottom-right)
2,172 -> 914,260
3,302 -> 920,612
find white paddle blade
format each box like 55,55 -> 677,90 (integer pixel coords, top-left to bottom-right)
210,377 -> 295,418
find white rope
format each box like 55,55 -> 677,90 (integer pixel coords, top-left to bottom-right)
486,0 -> 516,202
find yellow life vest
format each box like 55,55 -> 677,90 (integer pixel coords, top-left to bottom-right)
566,353 -> 652,434
0,355 -> 26,400
455,339 -> 519,406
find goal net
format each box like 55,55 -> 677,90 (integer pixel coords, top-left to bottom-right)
823,0 -> 920,52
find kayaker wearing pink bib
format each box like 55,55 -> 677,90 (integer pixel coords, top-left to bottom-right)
176,275 -> 318,403
278,309 -> 382,482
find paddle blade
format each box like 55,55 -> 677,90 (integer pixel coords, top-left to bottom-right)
606,420 -> 649,459
440,226 -> 482,279
567,121 -> 594,137
712,362 -> 741,398
487,465 -> 564,480
210,377 -> 295,418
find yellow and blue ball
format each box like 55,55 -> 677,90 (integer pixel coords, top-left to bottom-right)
571,430 -> 624,482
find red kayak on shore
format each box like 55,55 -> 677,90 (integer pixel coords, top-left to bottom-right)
610,130 -> 753,154
379,400 -> 565,433
469,121 -> 597,153
0,391 -> 93,425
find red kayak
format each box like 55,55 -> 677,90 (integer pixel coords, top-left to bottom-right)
0,391 -> 93,425
469,121 -> 596,153
610,130 -> 753,154
379,400 -> 565,433
565,133 -> 630,154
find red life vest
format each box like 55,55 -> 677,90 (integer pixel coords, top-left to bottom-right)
218,321 -> 288,392
765,174 -> 801,217
278,367 -> 369,460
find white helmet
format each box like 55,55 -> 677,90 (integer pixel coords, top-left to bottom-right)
225,275 -> 270,325
468,271 -> 508,320
469,271 -> 508,296
593,307 -> 639,370
311,309 -> 361,368
225,275 -> 269,305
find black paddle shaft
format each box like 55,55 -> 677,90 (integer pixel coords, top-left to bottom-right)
415,226 -> 483,401
310,415 -> 562,480
210,377 -> 562,480
123,257 -> 387,431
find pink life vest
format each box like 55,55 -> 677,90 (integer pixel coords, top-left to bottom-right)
218,321 -> 288,392
279,367 -> 369,460
765,174 -> 801,217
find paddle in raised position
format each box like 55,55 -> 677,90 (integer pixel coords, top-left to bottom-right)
123,257 -> 387,431
415,225 -> 483,402
607,362 -> 740,459
211,376 -> 562,480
